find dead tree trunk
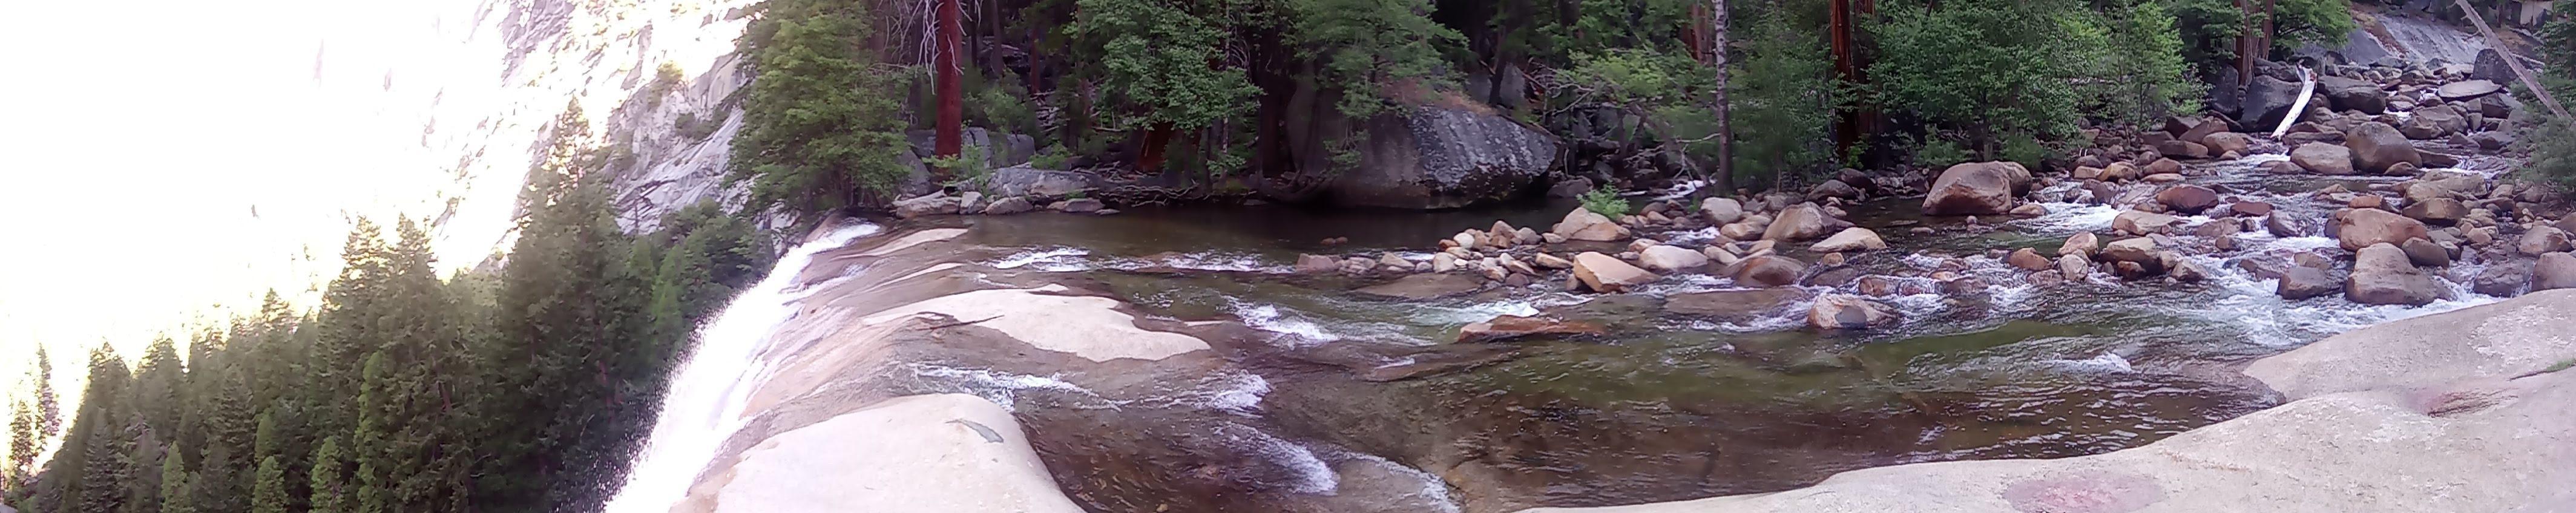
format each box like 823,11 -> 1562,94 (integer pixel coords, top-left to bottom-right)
1709,0 -> 1733,190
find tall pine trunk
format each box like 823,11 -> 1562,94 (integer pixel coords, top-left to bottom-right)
934,0 -> 965,178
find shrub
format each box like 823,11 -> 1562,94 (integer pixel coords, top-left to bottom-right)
1868,0 -> 2089,154
1579,188 -> 1632,217
1913,137 -> 1971,169
2515,115 -> 2576,189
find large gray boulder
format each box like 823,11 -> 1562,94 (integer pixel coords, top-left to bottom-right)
2241,74 -> 2304,128
2535,252 -> 2576,292
984,166 -> 1100,197
2347,243 -> 2440,306
2290,143 -> 2355,175
2401,105 -> 2468,139
2345,122 -> 2421,174
1325,105 -> 1559,209
2471,48 -> 2515,83
2316,75 -> 2387,114
1920,162 -> 2031,215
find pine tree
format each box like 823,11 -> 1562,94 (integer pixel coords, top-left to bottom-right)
249,456 -> 286,513
134,337 -> 185,442
314,220 -> 392,439
159,444 -> 192,513
34,345 -> 58,440
306,436 -> 345,513
73,345 -> 136,513
8,398 -> 34,494
350,353 -> 389,513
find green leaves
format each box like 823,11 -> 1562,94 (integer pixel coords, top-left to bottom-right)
733,0 -> 911,214
1868,0 -> 2091,154
1073,0 -> 1257,131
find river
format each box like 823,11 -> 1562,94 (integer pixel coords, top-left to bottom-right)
606,154 -> 2515,513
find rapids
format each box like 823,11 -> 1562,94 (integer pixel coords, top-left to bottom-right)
606,155 -> 2517,513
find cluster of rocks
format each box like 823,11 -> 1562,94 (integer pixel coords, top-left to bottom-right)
891,191 -> 1111,218
2256,172 -> 2576,303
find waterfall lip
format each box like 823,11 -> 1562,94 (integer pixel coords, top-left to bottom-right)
603,221 -> 882,513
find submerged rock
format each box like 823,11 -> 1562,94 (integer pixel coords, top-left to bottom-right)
1807,295 -> 1900,330
1724,255 -> 1807,288
1354,273 -> 1487,300
1456,315 -> 1608,343
1664,288 -> 1814,321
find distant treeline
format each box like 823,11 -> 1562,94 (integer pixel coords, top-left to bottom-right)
3,105 -> 774,513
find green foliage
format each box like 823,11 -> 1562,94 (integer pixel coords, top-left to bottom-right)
1720,12 -> 1848,185
925,146 -> 994,191
2167,0 -> 2252,72
1071,0 -> 1257,131
250,456 -> 285,513
2268,0 -> 2354,55
648,61 -> 685,108
1284,0 -> 1464,117
2515,115 -> 2576,189
1999,132 -> 2052,171
1030,144 -> 1072,169
306,436 -> 344,513
1579,188 -> 1633,217
157,444 -> 192,513
675,111 -> 720,142
2088,1 -> 2201,125
1869,0 -> 2091,153
732,0 -> 912,215
2533,17 -> 2576,103
1912,137 -> 1973,169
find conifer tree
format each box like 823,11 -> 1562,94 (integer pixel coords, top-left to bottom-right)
8,398 -> 34,494
307,436 -> 345,513
350,353 -> 389,513
249,456 -> 286,513
73,345 -> 136,513
159,444 -> 192,513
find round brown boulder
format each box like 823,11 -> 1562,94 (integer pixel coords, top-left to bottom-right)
2347,243 -> 2441,306
2290,143 -> 2356,175
1921,162 -> 2032,215
2333,208 -> 2431,252
2156,185 -> 2221,214
1724,255 -> 1809,288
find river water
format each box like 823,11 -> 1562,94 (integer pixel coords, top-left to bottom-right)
609,155 -> 2514,512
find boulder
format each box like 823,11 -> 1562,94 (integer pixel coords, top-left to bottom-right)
2007,248 -> 2052,270
1808,295 -> 1901,330
892,193 -> 962,218
1700,197 -> 1746,224
1636,245 -> 1711,272
1321,105 -> 1559,209
2278,266 -> 2342,299
2158,140 -> 2210,158
1532,253 -> 1573,269
2201,132 -> 2253,156
2009,203 -> 2048,217
2058,232 -> 2100,257
1455,315 -> 1608,343
1726,255 -> 1808,288
2156,185 -> 2221,214
2347,243 -> 2441,306
1807,180 -> 1862,201
2289,143 -> 2355,175
2436,79 -> 2503,100
984,166 -> 1099,197
2098,162 -> 2141,181
981,196 -> 1035,215
2232,201 -> 2274,217
1763,203 -> 1832,241
2474,261 -> 2531,296
2471,48 -> 2515,83
2400,237 -> 2451,267
2400,197 -> 2468,224
2345,122 -> 2422,174
1050,198 -> 1106,213
1293,254 -> 1339,274
2537,253 -> 2576,292
2098,237 -> 2161,267
1355,273 -> 1488,300
2058,254 -> 2091,280
2241,74 -> 2302,127
1571,252 -> 1658,292
1920,162 -> 2031,215
2144,158 -> 2183,177
2316,75 -> 2387,114
1552,208 -> 1631,241
2402,105 -> 2468,139
1809,227 -> 1888,253
2333,208 -> 2430,251
2113,211 -> 2178,235
2522,227 -> 2574,256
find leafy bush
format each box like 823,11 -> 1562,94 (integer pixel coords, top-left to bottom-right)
1030,144 -> 1071,169
1071,0 -> 1255,131
1868,0 -> 2090,154
1999,132 -> 2051,171
2515,115 -> 2576,189
2086,1 -> 2201,126
1580,188 -> 1632,217
1722,11 -> 1847,186
1913,137 -> 1971,169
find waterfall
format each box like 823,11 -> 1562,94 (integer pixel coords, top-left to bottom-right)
603,221 -> 883,513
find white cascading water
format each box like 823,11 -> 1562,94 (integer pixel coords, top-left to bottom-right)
603,221 -> 884,513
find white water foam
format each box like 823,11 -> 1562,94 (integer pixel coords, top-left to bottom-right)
1212,422 -> 1341,495
907,362 -> 1108,412
2054,352 -> 2135,373
2016,203 -> 2119,234
604,221 -> 884,513
991,246 -> 1094,271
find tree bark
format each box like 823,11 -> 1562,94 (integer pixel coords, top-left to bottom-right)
935,0 -> 965,177
1709,0 -> 1733,190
